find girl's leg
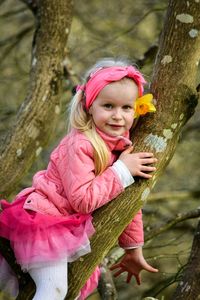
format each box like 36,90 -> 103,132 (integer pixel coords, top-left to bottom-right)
29,261 -> 68,300
0,256 -> 19,298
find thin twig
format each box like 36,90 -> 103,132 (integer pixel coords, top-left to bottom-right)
145,207 -> 200,241
79,6 -> 167,60
148,190 -> 200,202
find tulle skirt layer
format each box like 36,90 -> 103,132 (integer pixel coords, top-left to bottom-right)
0,196 -> 95,271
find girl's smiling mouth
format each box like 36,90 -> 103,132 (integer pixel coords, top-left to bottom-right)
108,124 -> 124,128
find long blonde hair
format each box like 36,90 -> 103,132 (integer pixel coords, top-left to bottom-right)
67,58 -> 133,175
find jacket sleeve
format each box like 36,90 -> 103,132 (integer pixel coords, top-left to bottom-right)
57,139 -> 124,214
118,209 -> 144,248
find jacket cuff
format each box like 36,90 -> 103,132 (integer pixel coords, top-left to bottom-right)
111,160 -> 134,188
122,244 -> 144,250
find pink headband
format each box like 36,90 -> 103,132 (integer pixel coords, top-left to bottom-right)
77,66 -> 146,110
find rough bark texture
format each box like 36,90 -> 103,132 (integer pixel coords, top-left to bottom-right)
0,0 -> 74,198
0,0 -> 74,299
66,1 -> 200,298
97,259 -> 118,300
172,220 -> 200,300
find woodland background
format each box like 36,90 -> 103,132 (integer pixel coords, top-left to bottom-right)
0,0 -> 200,299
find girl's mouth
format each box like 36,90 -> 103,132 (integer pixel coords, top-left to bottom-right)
109,124 -> 123,128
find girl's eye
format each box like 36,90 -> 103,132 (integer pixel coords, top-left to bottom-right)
103,103 -> 113,109
123,105 -> 132,110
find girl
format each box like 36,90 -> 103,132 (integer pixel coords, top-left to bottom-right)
0,58 -> 158,300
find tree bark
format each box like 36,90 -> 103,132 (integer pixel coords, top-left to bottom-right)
172,220 -> 200,300
0,0 -> 74,198
66,1 -> 200,298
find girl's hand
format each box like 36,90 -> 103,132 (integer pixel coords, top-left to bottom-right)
118,146 -> 158,178
110,247 -> 158,285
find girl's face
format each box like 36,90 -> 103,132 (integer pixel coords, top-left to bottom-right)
89,79 -> 138,136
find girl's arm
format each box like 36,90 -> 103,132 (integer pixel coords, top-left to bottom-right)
118,209 -> 144,249
57,140 -> 125,214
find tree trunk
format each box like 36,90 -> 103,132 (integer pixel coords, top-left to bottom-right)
66,0 -> 200,298
0,0 -> 73,198
172,220 -> 200,300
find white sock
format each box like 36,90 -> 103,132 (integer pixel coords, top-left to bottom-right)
29,261 -> 68,300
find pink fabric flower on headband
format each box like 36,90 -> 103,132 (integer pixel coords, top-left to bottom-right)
77,66 -> 146,110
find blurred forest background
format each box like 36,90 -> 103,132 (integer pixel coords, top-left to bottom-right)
0,0 -> 200,299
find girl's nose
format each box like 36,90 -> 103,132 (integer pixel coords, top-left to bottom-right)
112,109 -> 122,119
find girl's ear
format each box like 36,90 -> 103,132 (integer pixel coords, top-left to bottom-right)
88,105 -> 93,115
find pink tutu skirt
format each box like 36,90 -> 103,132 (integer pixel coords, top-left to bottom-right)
0,196 -> 95,271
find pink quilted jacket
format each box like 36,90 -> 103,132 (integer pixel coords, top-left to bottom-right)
17,128 -> 144,248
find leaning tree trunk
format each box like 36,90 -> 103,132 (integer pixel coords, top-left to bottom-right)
0,0 -> 73,198
66,1 -> 200,298
172,220 -> 200,299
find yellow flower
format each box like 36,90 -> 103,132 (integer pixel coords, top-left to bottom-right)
134,93 -> 156,118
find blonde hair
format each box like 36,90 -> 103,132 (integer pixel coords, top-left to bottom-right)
67,58 -> 134,175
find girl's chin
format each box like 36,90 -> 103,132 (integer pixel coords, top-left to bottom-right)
104,128 -> 125,136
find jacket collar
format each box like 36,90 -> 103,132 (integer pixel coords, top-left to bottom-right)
95,127 -> 132,152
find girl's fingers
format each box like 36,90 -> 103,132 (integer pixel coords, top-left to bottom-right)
140,158 -> 157,164
140,166 -> 156,172
138,152 -> 154,158
113,269 -> 124,278
110,263 -> 121,271
144,264 -> 159,273
134,274 -> 141,285
137,172 -> 152,179
126,272 -> 133,283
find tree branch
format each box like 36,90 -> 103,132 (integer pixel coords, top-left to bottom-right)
172,220 -> 200,299
0,0 -> 74,198
0,25 -> 33,64
79,6 -> 166,61
98,258 -> 118,300
148,190 -> 200,202
66,1 -> 200,298
145,207 -> 200,242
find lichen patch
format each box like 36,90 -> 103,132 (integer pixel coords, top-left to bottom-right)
55,105 -> 61,114
36,147 -> 42,157
176,14 -> 194,23
179,113 -> 184,120
171,123 -> 177,129
144,134 -> 167,153
42,91 -> 49,102
26,125 -> 40,139
163,129 -> 173,140
189,29 -> 199,38
16,149 -> 22,157
32,57 -> 37,66
141,188 -> 151,202
161,55 -> 172,65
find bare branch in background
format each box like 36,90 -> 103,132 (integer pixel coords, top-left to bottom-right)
0,6 -> 28,18
172,220 -> 200,299
79,6 -> 167,60
136,45 -> 158,68
0,26 -> 33,64
0,0 -> 6,6
20,0 -> 38,15
145,207 -> 200,242
148,190 -> 200,202
98,258 -> 118,300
